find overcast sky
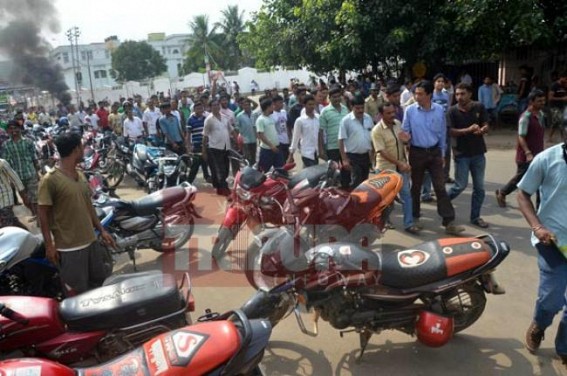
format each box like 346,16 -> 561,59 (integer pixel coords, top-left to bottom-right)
50,0 -> 264,46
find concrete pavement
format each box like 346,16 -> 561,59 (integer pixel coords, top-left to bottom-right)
16,134 -> 567,375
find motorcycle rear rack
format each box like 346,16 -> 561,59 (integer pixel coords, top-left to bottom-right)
116,272 -> 193,332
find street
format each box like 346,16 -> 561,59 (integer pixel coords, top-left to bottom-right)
18,136 -> 567,375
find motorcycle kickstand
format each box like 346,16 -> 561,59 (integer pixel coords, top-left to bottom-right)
128,248 -> 138,272
358,330 -> 373,362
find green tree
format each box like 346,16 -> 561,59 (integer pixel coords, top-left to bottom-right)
184,15 -> 224,73
216,5 -> 246,70
110,41 -> 166,82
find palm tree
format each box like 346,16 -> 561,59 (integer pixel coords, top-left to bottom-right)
185,15 -> 224,72
216,5 -> 246,70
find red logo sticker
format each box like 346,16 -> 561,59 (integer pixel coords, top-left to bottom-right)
167,330 -> 209,367
398,250 -> 430,268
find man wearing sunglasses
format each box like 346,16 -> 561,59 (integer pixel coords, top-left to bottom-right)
517,139 -> 567,367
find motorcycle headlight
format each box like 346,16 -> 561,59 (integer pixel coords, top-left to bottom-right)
236,186 -> 252,201
260,196 -> 273,205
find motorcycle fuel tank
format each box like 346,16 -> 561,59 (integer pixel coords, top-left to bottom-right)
0,227 -> 42,273
0,296 -> 66,352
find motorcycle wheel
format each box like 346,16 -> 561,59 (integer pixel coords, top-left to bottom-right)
211,226 -> 235,262
104,160 -> 125,189
99,148 -> 116,174
244,240 -> 286,291
155,216 -> 195,252
440,283 -> 487,333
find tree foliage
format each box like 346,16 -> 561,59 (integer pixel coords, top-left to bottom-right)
183,7 -> 247,73
239,0 -> 567,74
111,40 -> 167,82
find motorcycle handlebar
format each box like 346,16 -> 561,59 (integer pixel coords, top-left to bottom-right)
0,304 -> 29,325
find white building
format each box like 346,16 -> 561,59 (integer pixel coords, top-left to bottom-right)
50,33 -> 190,93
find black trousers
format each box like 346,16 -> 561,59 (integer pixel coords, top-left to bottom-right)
279,143 -> 290,163
409,146 -> 455,225
187,150 -> 210,184
501,162 -> 530,196
302,153 -> 318,168
326,149 -> 351,188
208,148 -> 230,189
346,152 -> 370,189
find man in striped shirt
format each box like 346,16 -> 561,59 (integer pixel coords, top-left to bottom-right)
0,158 -> 29,229
186,101 -> 211,184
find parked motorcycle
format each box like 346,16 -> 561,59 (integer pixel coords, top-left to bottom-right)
0,227 -> 60,298
0,309 -> 270,375
94,182 -> 200,269
0,270 -> 195,364
241,230 -> 510,357
102,136 -> 131,189
211,151 -> 334,263
148,152 -> 193,193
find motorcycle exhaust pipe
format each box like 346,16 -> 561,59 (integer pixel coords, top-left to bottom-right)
115,234 -> 139,250
240,290 -> 293,327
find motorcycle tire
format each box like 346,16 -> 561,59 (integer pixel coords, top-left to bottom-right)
211,226 -> 235,263
104,160 -> 125,189
99,148 -> 116,174
440,283 -> 487,333
244,239 -> 286,291
154,216 -> 195,253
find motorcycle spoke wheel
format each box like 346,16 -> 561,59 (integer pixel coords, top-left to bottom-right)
105,161 -> 125,189
212,226 -> 234,263
441,284 -> 486,333
159,217 -> 194,252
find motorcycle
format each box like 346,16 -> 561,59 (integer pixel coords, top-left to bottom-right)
0,309 -> 270,375
102,136 -> 131,189
0,270 -> 195,364
94,182 -> 200,270
0,227 -> 60,298
211,151 -> 334,263
148,152 -> 193,194
241,230 -> 510,357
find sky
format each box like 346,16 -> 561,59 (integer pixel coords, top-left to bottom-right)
50,0 -> 264,47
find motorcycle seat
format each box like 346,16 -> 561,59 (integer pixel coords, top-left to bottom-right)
239,167 -> 266,190
379,238 -> 493,290
288,164 -> 327,189
59,273 -> 182,332
118,186 -> 187,216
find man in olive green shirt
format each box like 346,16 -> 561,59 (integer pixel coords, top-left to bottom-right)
38,132 -> 115,295
256,98 -> 283,172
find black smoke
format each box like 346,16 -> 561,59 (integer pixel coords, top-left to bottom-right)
0,0 -> 70,105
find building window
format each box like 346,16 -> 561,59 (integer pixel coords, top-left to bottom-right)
63,52 -> 69,63
81,51 -> 86,60
105,50 -> 110,59
94,70 -> 100,79
94,70 -> 108,79
172,49 -> 179,54
87,51 -> 93,60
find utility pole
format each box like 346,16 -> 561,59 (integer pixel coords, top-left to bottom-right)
65,27 -> 81,105
86,52 -> 95,102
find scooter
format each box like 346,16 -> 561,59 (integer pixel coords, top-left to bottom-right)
0,310 -> 270,375
0,270 -> 195,365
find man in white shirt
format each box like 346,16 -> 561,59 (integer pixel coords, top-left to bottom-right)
271,95 -> 290,161
203,99 -> 235,196
123,108 -> 145,140
288,95 -> 321,167
142,98 -> 161,137
84,107 -> 100,130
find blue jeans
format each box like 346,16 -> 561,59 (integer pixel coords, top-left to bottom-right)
534,242 -> 567,355
399,171 -> 414,229
447,154 -> 486,222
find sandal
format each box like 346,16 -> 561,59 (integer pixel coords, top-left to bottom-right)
471,218 -> 489,229
405,225 -> 421,235
495,189 -> 506,208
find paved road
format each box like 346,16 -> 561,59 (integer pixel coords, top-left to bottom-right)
19,141 -> 567,375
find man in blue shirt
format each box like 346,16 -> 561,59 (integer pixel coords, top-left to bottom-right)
186,101 -> 211,184
517,142 -> 567,366
478,76 -> 501,126
400,80 -> 464,235
159,102 -> 187,154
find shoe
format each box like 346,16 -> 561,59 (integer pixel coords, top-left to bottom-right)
471,218 -> 489,229
385,221 -> 395,230
487,273 -> 505,294
405,225 -> 421,235
205,176 -> 212,184
445,177 -> 455,184
557,353 -> 567,367
445,222 -> 465,236
413,218 -> 424,230
421,195 -> 434,203
525,321 -> 545,354
495,189 -> 506,208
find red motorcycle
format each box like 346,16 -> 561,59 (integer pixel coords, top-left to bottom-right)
0,271 -> 194,364
211,152 -> 333,263
241,231 -> 510,357
0,310 -> 271,375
